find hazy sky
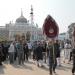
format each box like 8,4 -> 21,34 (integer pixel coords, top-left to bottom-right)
0,0 -> 75,33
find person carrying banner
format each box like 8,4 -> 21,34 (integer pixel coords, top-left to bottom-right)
48,39 -> 57,75
43,15 -> 59,75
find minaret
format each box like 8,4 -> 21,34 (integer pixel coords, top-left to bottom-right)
30,5 -> 34,25
21,8 -> 23,17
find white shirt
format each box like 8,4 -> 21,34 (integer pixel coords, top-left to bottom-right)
27,42 -> 32,49
9,43 -> 15,52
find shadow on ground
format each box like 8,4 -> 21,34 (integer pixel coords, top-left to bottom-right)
0,65 -> 6,74
25,60 -> 35,65
11,63 -> 33,71
56,64 -> 72,72
39,65 -> 49,71
39,64 -> 72,72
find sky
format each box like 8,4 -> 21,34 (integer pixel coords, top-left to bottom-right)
0,0 -> 75,33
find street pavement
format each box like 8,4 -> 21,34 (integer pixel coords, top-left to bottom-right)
0,49 -> 73,75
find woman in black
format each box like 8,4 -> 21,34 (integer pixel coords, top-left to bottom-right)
23,42 -> 29,61
54,40 -> 61,66
0,42 -> 4,65
36,42 -> 43,67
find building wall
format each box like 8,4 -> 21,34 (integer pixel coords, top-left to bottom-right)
68,23 -> 75,40
58,33 -> 67,41
68,23 -> 75,47
6,22 -> 44,41
0,27 -> 9,41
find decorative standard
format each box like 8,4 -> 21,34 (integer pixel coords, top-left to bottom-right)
43,15 -> 59,38
43,15 -> 59,75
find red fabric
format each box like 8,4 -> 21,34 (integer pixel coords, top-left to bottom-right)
43,15 -> 59,38
73,27 -> 75,36
73,27 -> 75,42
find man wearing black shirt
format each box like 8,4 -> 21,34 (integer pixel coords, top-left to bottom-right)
72,48 -> 75,75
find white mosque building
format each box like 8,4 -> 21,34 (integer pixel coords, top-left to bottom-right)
0,6 -> 44,41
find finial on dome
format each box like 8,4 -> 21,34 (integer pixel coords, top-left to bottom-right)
31,5 -> 33,13
21,8 -> 23,17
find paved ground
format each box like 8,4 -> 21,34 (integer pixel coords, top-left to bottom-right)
0,49 -> 73,75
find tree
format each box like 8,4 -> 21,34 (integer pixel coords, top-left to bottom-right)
22,33 -> 25,40
14,34 -> 20,41
26,31 -> 31,41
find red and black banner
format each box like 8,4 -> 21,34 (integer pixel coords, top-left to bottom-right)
43,15 -> 59,38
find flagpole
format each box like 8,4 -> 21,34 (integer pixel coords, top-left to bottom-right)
53,43 -> 55,64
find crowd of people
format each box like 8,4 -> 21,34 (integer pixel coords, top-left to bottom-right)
0,40 -> 47,65
0,39 -> 75,75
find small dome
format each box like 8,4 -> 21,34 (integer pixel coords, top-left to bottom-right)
16,16 -> 27,23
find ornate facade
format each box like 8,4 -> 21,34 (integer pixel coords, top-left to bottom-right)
4,11 -> 44,41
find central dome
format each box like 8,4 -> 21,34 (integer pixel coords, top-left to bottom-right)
16,9 -> 28,23
16,15 -> 27,23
